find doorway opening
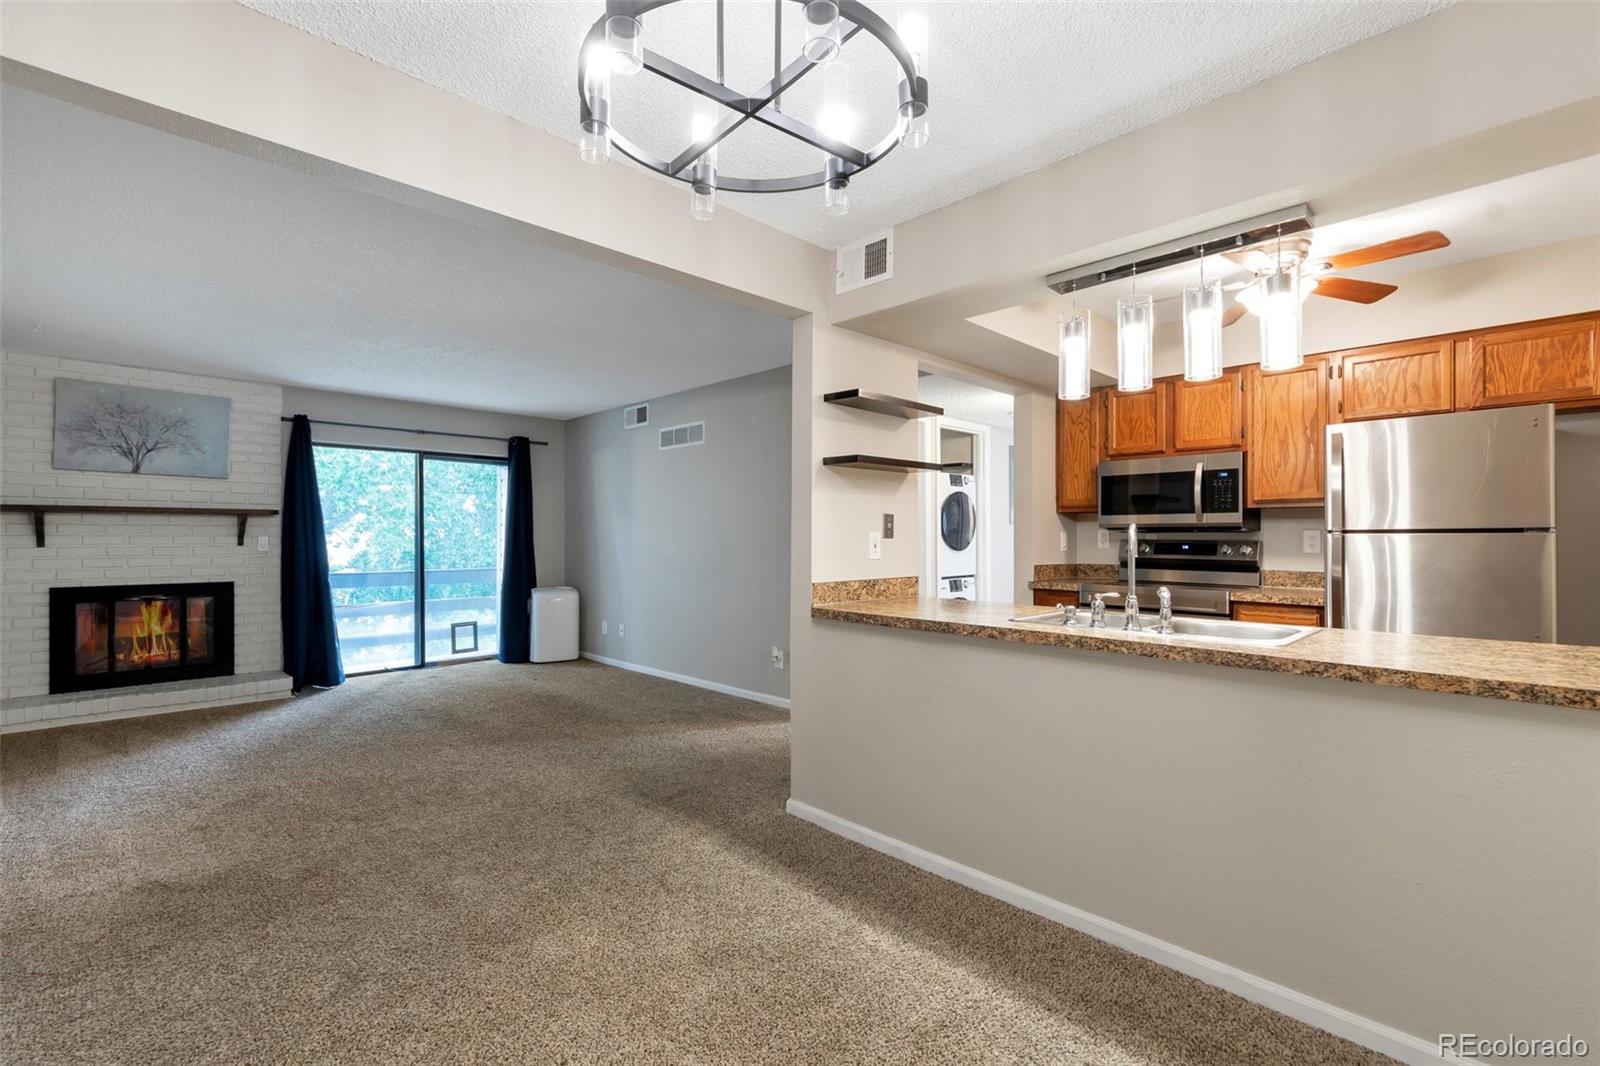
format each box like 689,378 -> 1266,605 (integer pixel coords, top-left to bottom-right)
916,374 -> 1016,602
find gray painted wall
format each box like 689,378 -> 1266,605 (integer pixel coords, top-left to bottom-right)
565,367 -> 791,700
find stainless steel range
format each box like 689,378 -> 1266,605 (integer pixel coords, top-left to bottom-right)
1078,535 -> 1261,617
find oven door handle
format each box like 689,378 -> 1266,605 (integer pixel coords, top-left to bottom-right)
1194,460 -> 1204,524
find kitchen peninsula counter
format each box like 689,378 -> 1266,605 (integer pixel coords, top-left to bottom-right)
811,595 -> 1600,710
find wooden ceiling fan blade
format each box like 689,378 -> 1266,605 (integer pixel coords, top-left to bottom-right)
1324,230 -> 1450,270
1221,304 -> 1248,327
1312,277 -> 1399,304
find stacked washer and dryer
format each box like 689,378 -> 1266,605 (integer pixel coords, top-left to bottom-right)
937,469 -> 979,600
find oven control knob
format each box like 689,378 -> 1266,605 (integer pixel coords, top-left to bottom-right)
1239,544 -> 1255,557
1139,543 -> 1154,556
1219,543 -> 1235,556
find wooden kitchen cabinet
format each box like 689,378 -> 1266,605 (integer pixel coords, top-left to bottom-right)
1246,355 -> 1330,507
1231,602 -> 1322,627
1055,394 -> 1101,513
1454,313 -> 1600,410
1172,368 -> 1246,451
1333,339 -> 1453,421
1033,589 -> 1080,608
1102,382 -> 1171,457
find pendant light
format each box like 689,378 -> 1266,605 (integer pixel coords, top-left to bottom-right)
605,12 -> 644,75
1058,288 -> 1090,402
688,111 -> 717,222
1116,267 -> 1154,392
897,6 -> 931,148
1183,252 -> 1223,382
1257,228 -> 1304,371
578,44 -> 612,165
819,63 -> 855,216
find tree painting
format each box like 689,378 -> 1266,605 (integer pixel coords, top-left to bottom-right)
52,380 -> 230,478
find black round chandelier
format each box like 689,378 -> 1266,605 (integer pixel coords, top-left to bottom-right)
577,0 -> 931,221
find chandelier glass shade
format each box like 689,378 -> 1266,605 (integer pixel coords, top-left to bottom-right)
577,0 -> 931,221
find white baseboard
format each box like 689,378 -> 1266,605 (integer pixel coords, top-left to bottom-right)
579,652 -> 790,711
785,798 -> 1477,1066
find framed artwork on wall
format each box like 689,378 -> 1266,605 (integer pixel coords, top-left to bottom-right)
52,379 -> 231,479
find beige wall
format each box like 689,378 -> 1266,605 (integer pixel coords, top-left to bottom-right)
792,621 -> 1600,1060
806,323 -> 924,583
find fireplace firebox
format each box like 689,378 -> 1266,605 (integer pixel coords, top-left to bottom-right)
48,582 -> 234,694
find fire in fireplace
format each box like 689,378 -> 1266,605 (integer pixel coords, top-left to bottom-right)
50,582 -> 233,694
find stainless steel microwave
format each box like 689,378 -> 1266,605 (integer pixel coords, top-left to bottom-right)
1097,451 -> 1254,529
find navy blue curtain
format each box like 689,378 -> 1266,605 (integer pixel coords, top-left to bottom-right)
280,415 -> 344,691
498,436 -> 537,663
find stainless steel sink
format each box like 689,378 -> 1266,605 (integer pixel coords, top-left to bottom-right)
1009,608 -> 1316,648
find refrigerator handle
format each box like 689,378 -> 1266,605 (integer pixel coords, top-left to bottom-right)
1326,426 -> 1345,532
1193,460 -> 1204,524
1326,532 -> 1343,630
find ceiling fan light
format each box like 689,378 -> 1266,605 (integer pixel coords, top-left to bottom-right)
1258,269 -> 1304,372
605,14 -> 644,75
1183,278 -> 1223,382
1117,293 -> 1154,393
1058,309 -> 1091,401
803,0 -> 841,62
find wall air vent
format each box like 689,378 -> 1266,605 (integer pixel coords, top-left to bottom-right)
658,421 -> 705,451
836,229 -> 894,294
623,403 -> 649,429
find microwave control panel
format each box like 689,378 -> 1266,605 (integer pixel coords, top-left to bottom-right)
1201,469 -> 1240,512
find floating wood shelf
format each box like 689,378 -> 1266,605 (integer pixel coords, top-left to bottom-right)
0,504 -> 279,547
822,455 -> 945,474
823,390 -> 944,419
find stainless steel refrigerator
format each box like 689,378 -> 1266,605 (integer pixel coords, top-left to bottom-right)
1325,404 -> 1557,643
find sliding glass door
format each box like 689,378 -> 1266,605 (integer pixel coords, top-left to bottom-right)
313,446 -> 508,674
422,456 -> 508,663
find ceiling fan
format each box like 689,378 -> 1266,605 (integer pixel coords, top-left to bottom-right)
1219,230 -> 1452,327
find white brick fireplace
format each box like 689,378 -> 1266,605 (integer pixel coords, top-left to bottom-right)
1,351 -> 292,730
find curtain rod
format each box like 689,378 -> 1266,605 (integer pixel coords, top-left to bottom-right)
281,416 -> 548,446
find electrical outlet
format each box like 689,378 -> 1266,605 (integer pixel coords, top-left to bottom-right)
1097,528 -> 1111,550
601,620 -> 607,636
1059,530 -> 1069,553
883,513 -> 895,539
1302,529 -> 1322,554
771,646 -> 785,670
256,535 -> 269,553
868,531 -> 882,560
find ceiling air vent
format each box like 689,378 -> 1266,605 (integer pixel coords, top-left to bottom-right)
659,421 -> 705,451
623,403 -> 649,429
836,229 -> 893,294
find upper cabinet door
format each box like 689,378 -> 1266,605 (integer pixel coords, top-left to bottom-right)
1056,395 -> 1100,513
1172,369 -> 1245,451
1456,315 -> 1599,409
1247,356 -> 1329,506
1103,382 -> 1170,457
1334,339 -> 1453,422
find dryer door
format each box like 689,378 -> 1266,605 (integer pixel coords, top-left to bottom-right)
940,491 -> 977,552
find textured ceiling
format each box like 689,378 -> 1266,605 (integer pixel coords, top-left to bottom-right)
240,0 -> 1451,249
0,87 -> 791,420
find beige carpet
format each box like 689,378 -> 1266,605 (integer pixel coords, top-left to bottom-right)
2,660 -> 1394,1064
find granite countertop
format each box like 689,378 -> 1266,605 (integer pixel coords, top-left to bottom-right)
811,596 -> 1600,710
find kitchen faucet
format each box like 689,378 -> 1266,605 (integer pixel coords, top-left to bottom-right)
1124,522 -> 1142,632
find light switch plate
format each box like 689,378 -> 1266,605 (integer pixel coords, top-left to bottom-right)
883,513 -> 894,539
618,623 -> 624,638
868,531 -> 882,560
1097,528 -> 1111,550
1302,529 -> 1322,554
1059,530 -> 1069,553
771,646 -> 785,670
601,620 -> 607,635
